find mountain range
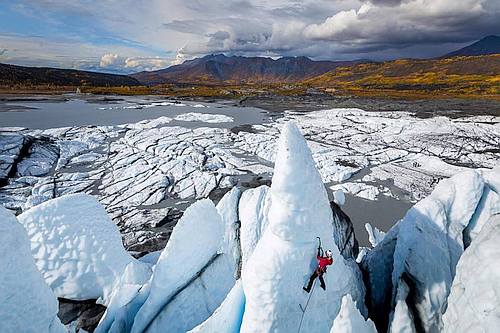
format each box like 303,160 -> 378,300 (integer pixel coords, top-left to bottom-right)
0,63 -> 140,87
443,35 -> 500,58
131,55 -> 366,85
0,35 -> 498,91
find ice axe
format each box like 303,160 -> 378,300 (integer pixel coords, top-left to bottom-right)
316,236 -> 323,257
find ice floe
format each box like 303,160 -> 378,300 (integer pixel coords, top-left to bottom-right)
174,112 -> 234,123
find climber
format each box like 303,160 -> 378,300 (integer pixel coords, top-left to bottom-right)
303,246 -> 333,293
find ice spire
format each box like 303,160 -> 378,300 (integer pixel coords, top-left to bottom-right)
267,121 -> 333,241
330,295 -> 377,333
240,122 -> 364,333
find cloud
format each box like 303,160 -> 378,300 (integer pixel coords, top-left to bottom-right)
2,0 -> 500,69
99,53 -> 171,72
99,53 -> 120,68
124,57 -> 171,71
302,0 -> 494,53
166,0 -> 499,61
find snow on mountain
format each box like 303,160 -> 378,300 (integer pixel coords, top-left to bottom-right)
0,206 -> 66,333
330,294 -> 377,333
443,214 -> 500,332
17,193 -> 145,305
240,122 -> 365,333
235,108 -> 499,202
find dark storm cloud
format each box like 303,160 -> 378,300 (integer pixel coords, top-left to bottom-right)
366,0 -> 405,6
167,0 -> 500,61
3,0 -> 500,70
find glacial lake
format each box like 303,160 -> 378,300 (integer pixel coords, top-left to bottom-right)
0,95 -> 270,130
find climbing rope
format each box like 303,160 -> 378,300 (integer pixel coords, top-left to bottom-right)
297,279 -> 316,333
297,228 -> 355,333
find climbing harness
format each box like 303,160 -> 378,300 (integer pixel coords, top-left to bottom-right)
297,228 -> 355,333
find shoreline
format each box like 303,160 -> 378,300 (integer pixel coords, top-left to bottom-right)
1,91 -> 500,117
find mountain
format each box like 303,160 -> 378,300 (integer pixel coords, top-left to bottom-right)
305,54 -> 500,97
0,63 -> 141,87
132,54 -> 366,85
443,35 -> 500,58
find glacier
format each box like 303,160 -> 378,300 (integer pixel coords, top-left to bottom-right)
331,295 -> 377,333
0,101 -> 499,332
0,205 -> 66,333
240,122 -> 365,333
17,193 -> 146,305
443,214 -> 500,332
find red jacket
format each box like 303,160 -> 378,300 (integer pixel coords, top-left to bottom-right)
317,255 -> 333,272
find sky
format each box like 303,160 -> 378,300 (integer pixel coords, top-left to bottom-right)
0,0 -> 498,74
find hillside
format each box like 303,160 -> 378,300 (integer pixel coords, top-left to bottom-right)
443,35 -> 500,58
305,54 -> 500,97
0,63 -> 141,87
132,54 -> 365,85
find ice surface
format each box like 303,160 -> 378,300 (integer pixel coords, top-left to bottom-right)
97,194 -> 242,333
390,170 -> 487,332
130,199 -> 225,333
96,262 -> 153,333
360,226 -> 399,332
238,185 -> 270,268
188,280 -> 245,333
17,193 -> 144,304
240,122 -> 364,333
443,214 -> 500,333
464,167 -> 500,246
121,116 -> 172,130
216,187 -> 243,277
333,189 -> 346,206
389,279 -> 416,333
1,107 -> 498,252
174,113 -> 234,123
330,294 -> 377,333
365,223 -> 386,248
0,206 -> 66,333
330,182 -> 382,201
